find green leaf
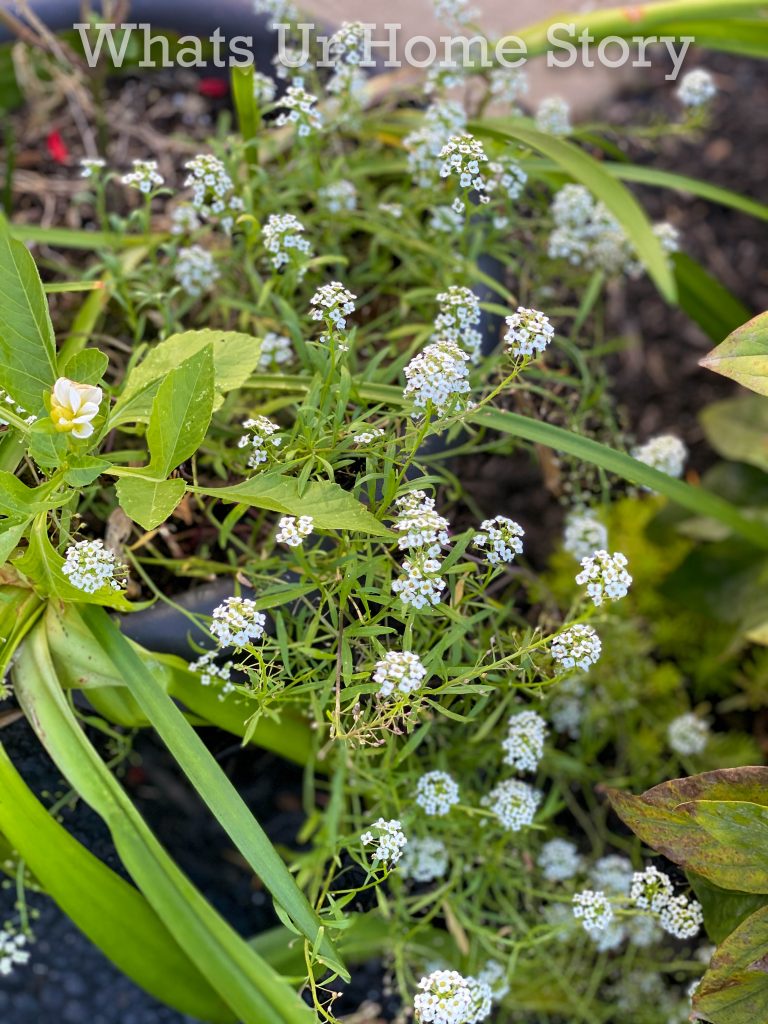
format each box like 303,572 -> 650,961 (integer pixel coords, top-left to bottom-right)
0,473 -> 63,518
59,347 -> 109,385
673,253 -> 752,343
472,121 -> 677,302
0,520 -> 28,566
683,801 -> 768,887
701,311 -> 768,396
0,212 -> 56,414
232,65 -> 259,162
27,418 -> 68,472
115,476 -> 186,531
63,455 -> 112,487
688,871 -> 768,944
147,345 -> 215,477
0,743 -> 236,1023
694,905 -> 768,1024
700,395 -> 768,473
196,473 -> 392,538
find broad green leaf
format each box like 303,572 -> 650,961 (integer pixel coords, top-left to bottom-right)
700,395 -> 768,473
0,473 -> 63,518
63,454 -> 112,487
27,418 -> 68,472
0,520 -> 28,566
59,347 -> 109,385
694,905 -> 768,1024
14,622 -> 318,1024
673,253 -> 752,343
701,312 -> 768,396
196,473 -> 393,539
147,345 -> 215,478
115,476 -> 186,531
0,213 -> 56,414
0,743 -> 235,1023
688,871 -> 768,944
683,801 -> 768,884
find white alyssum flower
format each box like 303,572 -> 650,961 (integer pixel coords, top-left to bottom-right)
309,281 -> 357,339
504,306 -> 554,358
632,434 -> 688,479
353,428 -> 385,444
439,134 -> 488,194
575,550 -> 632,606
404,339 -> 471,417
501,710 -> 548,773
549,675 -> 585,738
430,204 -> 464,233
170,203 -> 202,235
489,68 -> 529,107
572,889 -> 614,932
236,416 -> 282,469
400,837 -> 449,883
677,68 -> 717,107
174,245 -> 220,298
482,779 -> 541,832
329,20 -> 368,65
590,855 -> 634,895
62,539 -> 125,594
258,332 -> 293,371
50,377 -> 102,439
424,62 -> 466,98
476,960 -> 509,1002
551,624 -> 602,672
591,919 -> 627,952
472,516 -> 524,566
630,866 -> 674,913
189,651 -> 235,695
121,159 -> 163,193
538,838 -> 582,882
373,650 -> 427,698
252,70 -> 277,105
80,157 -> 106,179
272,47 -> 311,81
414,969 -> 473,1024
659,895 -> 704,939
276,515 -> 314,547
261,213 -> 313,275
465,977 -> 493,1023
276,79 -> 323,137
319,179 -> 358,213
394,491 -> 450,556
0,932 -> 29,976
486,158 -> 528,203
183,154 -> 244,233
654,221 -> 682,255
210,596 -> 266,649
563,510 -> 608,561
626,914 -> 662,948
253,0 -> 297,28
361,817 -> 407,865
433,286 -> 483,363
432,0 -> 479,29
404,101 -> 467,188
536,96 -> 572,135
415,770 -> 460,816
668,712 -> 710,755
392,552 -> 447,609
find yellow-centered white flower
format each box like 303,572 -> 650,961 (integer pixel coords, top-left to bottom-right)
50,378 -> 102,439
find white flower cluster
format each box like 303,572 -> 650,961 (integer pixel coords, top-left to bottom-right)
258,332 -> 294,371
539,838 -> 582,882
400,836 -> 449,883
0,931 -> 29,976
252,70 -> 277,105
327,60 -> 367,101
677,68 -> 717,107
536,96 -> 572,136
472,516 -> 525,566
630,866 -> 674,913
430,205 -> 464,233
372,650 -> 427,698
414,969 -> 473,1024
174,245 -> 220,298
276,515 -> 314,547
432,0 -> 479,29
329,20 -> 367,65
424,62 -> 466,98
563,510 -> 608,561
591,855 -> 633,895
632,434 -> 688,479
319,179 -> 358,213
392,551 -> 447,609
433,286 -> 483,363
80,157 -> 106,179
62,539 -> 125,594
439,134 -> 488,196
253,0 -> 297,28
549,675 -> 585,738
503,307 -> 554,358
189,651 -> 235,695
309,281 -> 357,341
272,47 -> 310,81
655,221 -> 682,254
659,895 -> 704,939
394,491 -> 450,556
236,415 -> 282,469
183,154 -> 244,233
575,550 -> 632,606
501,710 -> 548,773
403,339 -> 471,417
276,79 -> 323,137
551,625 -> 602,672
476,960 -> 509,1002
361,817 -> 407,865
667,712 -> 710,755
404,101 -> 466,188
489,67 -> 529,106
121,159 -> 164,193
209,596 -> 266,649
261,213 -> 314,275
415,770 -> 460,816
482,779 -> 541,832
170,203 -> 202,235
572,889 -> 614,933
629,866 -> 703,938
353,428 -> 385,444
486,158 -> 528,203
465,977 -> 493,1023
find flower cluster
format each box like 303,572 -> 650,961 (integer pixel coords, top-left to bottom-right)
209,596 -> 266,649
629,866 -> 675,913
353,428 -> 385,444
551,624 -> 602,672
503,307 -> 554,359
535,96 -> 572,136
575,550 -> 632,606
572,889 -> 614,933
472,516 -> 525,566
591,855 -> 633,895
174,245 -> 220,298
432,0 -> 479,29
476,960 -> 509,1002
236,416 -> 282,469
486,157 -> 528,204
80,157 -> 106,179
400,836 -> 449,883
183,154 -> 244,233
361,817 -> 407,865
563,510 -> 608,561
50,377 -> 102,439
170,203 -> 202,235
482,779 -> 541,832
329,21 -> 367,65
372,650 -> 427,698
549,675 -> 585,738
632,434 -> 688,479
404,101 -> 466,188
433,286 -> 483,363
489,68 -> 529,107
276,79 -> 323,137
318,179 -> 358,213
403,339 -> 471,417
261,213 -> 314,276
258,332 -> 294,371
415,770 -> 460,816
120,159 -> 164,193
438,134 -> 488,198
677,68 -> 717,107
189,651 -> 235,696
309,281 -> 357,342
253,0 -> 298,28
252,70 -> 277,105
659,895 -> 704,939
501,710 -> 548,773
465,977 -> 493,1023
62,539 -> 125,594
394,491 -> 450,556
414,970 -> 473,1024
538,838 -> 582,882
0,931 -> 29,977
629,867 -> 703,939
667,712 -> 710,755
276,515 -> 314,547
392,552 -> 447,609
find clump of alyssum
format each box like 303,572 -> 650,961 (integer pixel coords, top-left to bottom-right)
400,837 -> 449,883
392,552 -> 447,610
404,101 -> 467,188
414,969 -> 473,1024
50,377 -> 102,439
432,0 -> 479,30
257,332 -> 293,371
404,339 -> 471,417
668,713 -> 710,755
476,959 -> 510,1002
535,96 -> 572,135
394,491 -> 450,556
549,675 -> 585,739
504,307 -> 554,359
433,286 -> 483,363
210,596 -> 266,649
659,895 -> 704,939
0,931 -> 29,977
373,650 -> 428,699
572,890 -> 614,933
253,0 -> 298,30
482,779 -> 541,832
353,428 -> 385,444
551,624 -> 602,672
629,866 -> 674,913
438,134 -> 488,195
121,158 -> 164,193
189,651 -> 235,696
276,515 -> 314,547
590,855 -> 634,895
415,770 -> 460,816
563,509 -> 608,561
486,157 -> 528,203
252,70 -> 277,105
174,245 -> 220,298
575,550 -> 632,606
318,179 -> 358,213
488,67 -> 529,107
261,213 -> 314,276
361,818 -> 407,866
465,976 -> 493,1023
183,154 -> 244,233
236,416 -> 282,469
538,838 -> 582,882
677,68 -> 717,108
80,157 -> 106,179
501,710 -> 548,773
472,516 -> 524,566
170,203 -> 202,236
276,79 -> 323,137
632,434 -> 688,479
62,539 -> 125,594
309,281 -> 357,342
